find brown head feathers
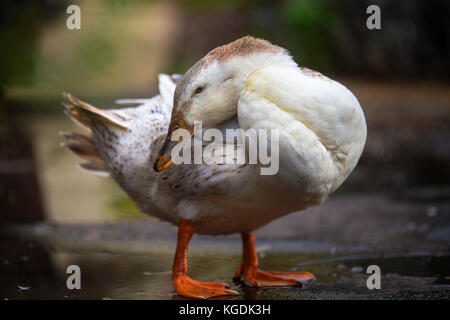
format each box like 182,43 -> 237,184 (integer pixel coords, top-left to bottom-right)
174,36 -> 286,107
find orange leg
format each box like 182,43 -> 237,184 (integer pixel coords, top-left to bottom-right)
172,219 -> 239,299
234,232 -> 315,288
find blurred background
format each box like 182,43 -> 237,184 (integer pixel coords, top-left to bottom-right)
0,0 -> 449,299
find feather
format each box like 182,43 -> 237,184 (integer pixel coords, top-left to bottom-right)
158,73 -> 180,114
76,162 -> 110,177
63,92 -> 128,130
59,131 -> 103,163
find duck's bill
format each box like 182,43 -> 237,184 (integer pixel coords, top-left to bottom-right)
154,114 -> 194,172
154,155 -> 173,172
153,139 -> 175,172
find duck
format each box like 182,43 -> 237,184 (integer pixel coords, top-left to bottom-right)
62,36 -> 367,299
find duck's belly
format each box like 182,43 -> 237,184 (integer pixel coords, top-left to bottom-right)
142,173 -> 328,235
193,204 -> 290,235
189,190 -> 325,235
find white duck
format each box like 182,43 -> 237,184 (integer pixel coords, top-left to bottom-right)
63,36 -> 366,299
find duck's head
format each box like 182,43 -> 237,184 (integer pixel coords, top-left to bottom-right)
154,36 -> 295,172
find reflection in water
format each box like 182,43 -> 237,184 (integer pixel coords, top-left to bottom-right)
1,233 -> 448,300
240,286 -> 260,300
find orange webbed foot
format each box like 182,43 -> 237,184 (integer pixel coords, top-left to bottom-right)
237,268 -> 315,288
236,232 -> 315,288
255,270 -> 315,287
174,275 -> 239,299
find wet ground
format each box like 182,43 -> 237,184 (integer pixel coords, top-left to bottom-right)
1,217 -> 449,300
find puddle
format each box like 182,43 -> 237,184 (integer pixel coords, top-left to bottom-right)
0,233 -> 448,300
330,255 -> 450,285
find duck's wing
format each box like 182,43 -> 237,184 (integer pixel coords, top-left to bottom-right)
149,134 -> 253,199
238,64 -> 366,194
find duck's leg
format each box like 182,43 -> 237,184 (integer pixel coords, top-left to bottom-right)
235,232 -> 315,287
172,219 -> 239,299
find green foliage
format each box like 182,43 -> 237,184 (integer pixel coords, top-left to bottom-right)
0,1 -> 66,87
283,0 -> 333,28
280,0 -> 336,71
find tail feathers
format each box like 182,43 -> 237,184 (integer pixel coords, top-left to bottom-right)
59,131 -> 103,163
158,73 -> 180,114
62,92 -> 128,131
64,109 -> 92,133
60,131 -> 110,177
77,162 -> 110,177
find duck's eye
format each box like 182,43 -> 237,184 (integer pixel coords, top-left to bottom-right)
194,86 -> 204,95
